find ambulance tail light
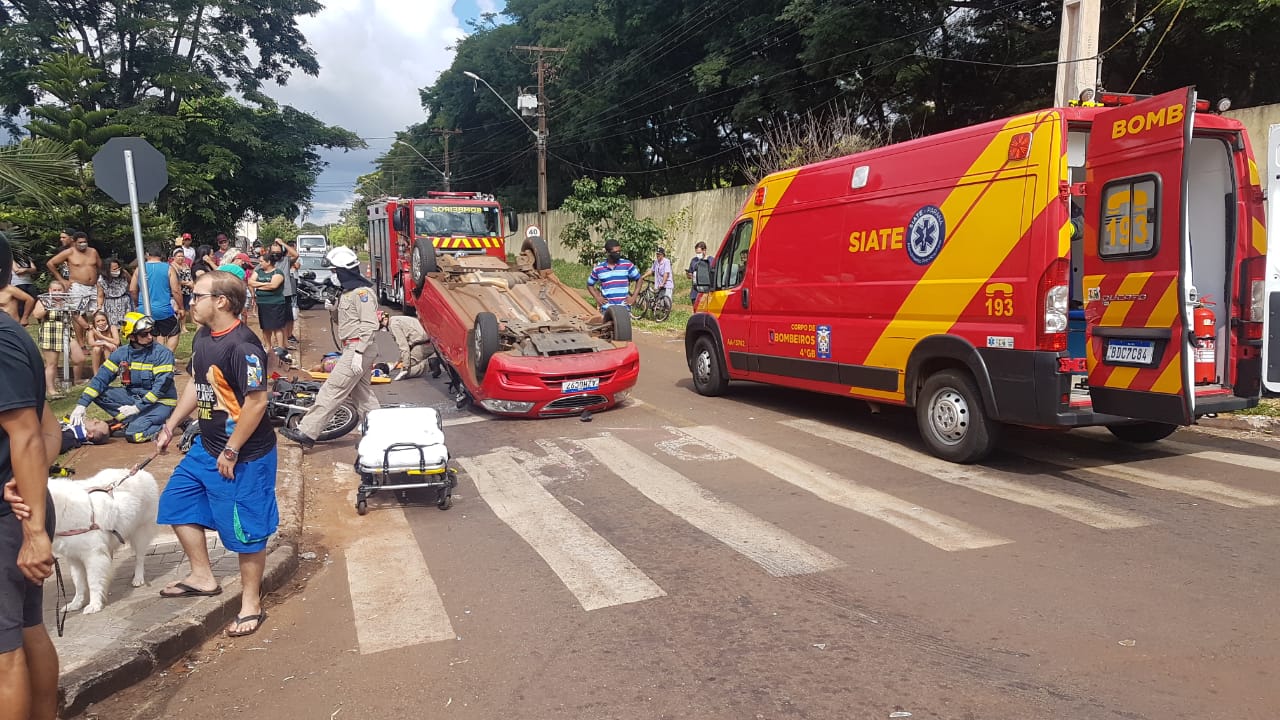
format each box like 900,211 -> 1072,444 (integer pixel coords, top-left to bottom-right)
1241,256 -> 1265,341
1039,258 -> 1070,351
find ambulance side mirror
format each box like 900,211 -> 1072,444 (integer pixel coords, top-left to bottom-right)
693,261 -> 713,293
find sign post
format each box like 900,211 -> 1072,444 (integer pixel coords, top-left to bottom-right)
92,137 -> 169,317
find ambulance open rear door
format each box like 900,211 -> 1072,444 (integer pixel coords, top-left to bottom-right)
1263,124 -> 1280,394
1081,87 -> 1196,424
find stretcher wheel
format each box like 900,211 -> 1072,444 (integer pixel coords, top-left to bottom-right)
356,499 -> 368,515
437,494 -> 453,511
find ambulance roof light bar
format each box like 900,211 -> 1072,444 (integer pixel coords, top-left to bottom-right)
1074,87 -> 1230,114
424,191 -> 498,202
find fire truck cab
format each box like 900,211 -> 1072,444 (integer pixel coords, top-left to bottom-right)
686,87 -> 1266,463
367,192 -> 517,311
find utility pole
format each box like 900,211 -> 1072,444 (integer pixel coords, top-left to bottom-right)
514,44 -> 566,234
431,129 -> 462,191
1055,0 -> 1101,107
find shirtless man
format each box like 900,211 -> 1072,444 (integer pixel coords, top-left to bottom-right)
0,285 -> 34,325
46,231 -> 101,347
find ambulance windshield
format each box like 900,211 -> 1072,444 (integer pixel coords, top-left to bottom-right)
415,206 -> 500,237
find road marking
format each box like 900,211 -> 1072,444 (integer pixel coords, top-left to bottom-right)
680,426 -> 1010,551
577,436 -> 843,577
461,452 -> 666,610
443,415 -> 488,427
784,419 -> 1151,530
341,469 -> 455,654
1158,440 -> 1280,474
1016,448 -> 1280,508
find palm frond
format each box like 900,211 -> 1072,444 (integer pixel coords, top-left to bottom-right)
0,138 -> 78,205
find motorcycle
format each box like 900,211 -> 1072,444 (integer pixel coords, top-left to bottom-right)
179,351 -> 360,452
296,271 -> 341,310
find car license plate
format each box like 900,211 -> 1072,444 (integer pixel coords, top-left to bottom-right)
1105,339 -> 1155,365
562,378 -> 600,394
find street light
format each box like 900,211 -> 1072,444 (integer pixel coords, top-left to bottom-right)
463,70 -> 548,234
394,140 -> 451,191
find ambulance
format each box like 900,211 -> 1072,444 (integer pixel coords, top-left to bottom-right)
686,87 -> 1266,463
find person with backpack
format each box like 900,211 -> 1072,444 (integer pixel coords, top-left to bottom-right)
686,241 -> 713,305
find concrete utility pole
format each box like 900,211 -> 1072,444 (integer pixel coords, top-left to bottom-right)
514,44 -> 566,234
1055,0 -> 1102,107
431,129 -> 462,191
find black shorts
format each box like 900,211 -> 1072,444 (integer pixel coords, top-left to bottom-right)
153,316 -> 181,337
258,302 -> 290,331
0,495 -> 56,653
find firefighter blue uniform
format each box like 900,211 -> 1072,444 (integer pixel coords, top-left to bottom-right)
74,326 -> 177,443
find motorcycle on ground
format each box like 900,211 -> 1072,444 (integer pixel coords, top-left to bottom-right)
296,271 -> 341,310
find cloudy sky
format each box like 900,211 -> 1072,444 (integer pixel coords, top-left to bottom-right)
268,0 -> 499,225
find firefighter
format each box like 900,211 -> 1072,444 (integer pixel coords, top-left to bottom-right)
67,312 -> 177,443
378,310 -> 438,381
280,246 -> 380,449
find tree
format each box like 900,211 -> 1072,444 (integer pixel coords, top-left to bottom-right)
741,106 -> 878,183
0,138 -> 76,204
559,177 -> 666,268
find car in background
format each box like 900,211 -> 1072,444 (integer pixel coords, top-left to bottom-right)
297,234 -> 328,254
296,252 -> 334,286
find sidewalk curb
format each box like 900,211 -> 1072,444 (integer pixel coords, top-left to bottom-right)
1196,414 -> 1280,434
59,444 -> 307,718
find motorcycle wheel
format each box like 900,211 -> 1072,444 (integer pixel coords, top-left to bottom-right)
297,295 -> 318,310
315,403 -> 360,441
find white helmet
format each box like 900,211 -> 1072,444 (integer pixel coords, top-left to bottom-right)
325,246 -> 360,270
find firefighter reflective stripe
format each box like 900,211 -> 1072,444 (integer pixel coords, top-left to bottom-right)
153,364 -> 174,374
159,398 -> 177,406
83,386 -> 100,399
102,359 -> 118,373
144,391 -> 158,403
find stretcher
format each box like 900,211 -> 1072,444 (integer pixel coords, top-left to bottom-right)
309,371 -> 393,384
353,406 -> 457,515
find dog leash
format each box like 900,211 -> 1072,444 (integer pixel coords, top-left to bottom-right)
53,559 -> 67,638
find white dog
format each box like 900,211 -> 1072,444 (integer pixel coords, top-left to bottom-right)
48,468 -> 160,614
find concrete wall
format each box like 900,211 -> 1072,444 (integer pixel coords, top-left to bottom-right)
516,186 -> 752,266
1225,103 -> 1280,191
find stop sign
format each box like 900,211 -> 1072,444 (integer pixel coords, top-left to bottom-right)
92,137 -> 168,204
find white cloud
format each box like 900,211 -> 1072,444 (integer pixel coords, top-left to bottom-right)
266,0 -> 464,224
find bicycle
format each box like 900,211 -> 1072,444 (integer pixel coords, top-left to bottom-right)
634,280 -> 673,322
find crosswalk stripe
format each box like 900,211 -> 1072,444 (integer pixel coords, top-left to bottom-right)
782,419 -> 1151,529
680,426 -> 1010,551
577,436 -> 843,577
461,452 -> 666,611
1157,440 -> 1280,474
342,472 -> 455,653
1015,448 -> 1280,508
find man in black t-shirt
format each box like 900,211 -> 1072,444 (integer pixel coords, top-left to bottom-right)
155,270 -> 278,638
0,233 -> 60,719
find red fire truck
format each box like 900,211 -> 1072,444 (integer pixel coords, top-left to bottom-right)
367,192 -> 517,311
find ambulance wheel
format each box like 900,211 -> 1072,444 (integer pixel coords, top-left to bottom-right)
1107,422 -> 1177,444
607,305 -> 632,342
411,238 -> 438,296
437,493 -> 453,511
917,369 -> 999,463
470,312 -> 500,382
691,336 -> 728,396
520,236 -> 553,271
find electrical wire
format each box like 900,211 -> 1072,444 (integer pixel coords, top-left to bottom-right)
1127,0 -> 1186,92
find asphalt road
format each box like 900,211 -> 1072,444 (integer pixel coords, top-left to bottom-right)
86,311 -> 1280,720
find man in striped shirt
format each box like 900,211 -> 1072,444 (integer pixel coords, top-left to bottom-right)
587,239 -> 640,317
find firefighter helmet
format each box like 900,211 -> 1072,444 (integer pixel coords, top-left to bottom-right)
121,312 -> 155,343
325,246 -> 360,270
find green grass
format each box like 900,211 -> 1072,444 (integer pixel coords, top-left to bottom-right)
1230,398 -> 1280,417
551,259 -> 693,336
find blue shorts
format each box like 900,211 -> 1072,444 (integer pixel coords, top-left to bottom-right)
158,439 -> 279,553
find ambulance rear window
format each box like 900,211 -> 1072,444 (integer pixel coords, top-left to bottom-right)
1099,176 -> 1158,259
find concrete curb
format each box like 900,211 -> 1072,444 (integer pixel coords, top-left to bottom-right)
58,444 -> 307,718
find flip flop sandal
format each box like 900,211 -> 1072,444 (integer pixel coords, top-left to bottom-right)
159,582 -> 223,598
226,612 -> 267,638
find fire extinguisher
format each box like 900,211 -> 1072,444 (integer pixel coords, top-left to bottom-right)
1192,294 -> 1216,385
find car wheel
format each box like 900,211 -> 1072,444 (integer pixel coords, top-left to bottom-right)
607,304 -> 632,342
469,312 -> 500,382
411,238 -> 438,296
916,369 -> 999,463
1107,422 -> 1177,444
520,236 -> 553,271
691,336 -> 727,396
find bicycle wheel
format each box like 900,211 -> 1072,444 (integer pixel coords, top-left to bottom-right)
653,295 -> 672,322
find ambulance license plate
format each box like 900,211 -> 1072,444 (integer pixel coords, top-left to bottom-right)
562,378 -> 600,394
1105,339 -> 1155,365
